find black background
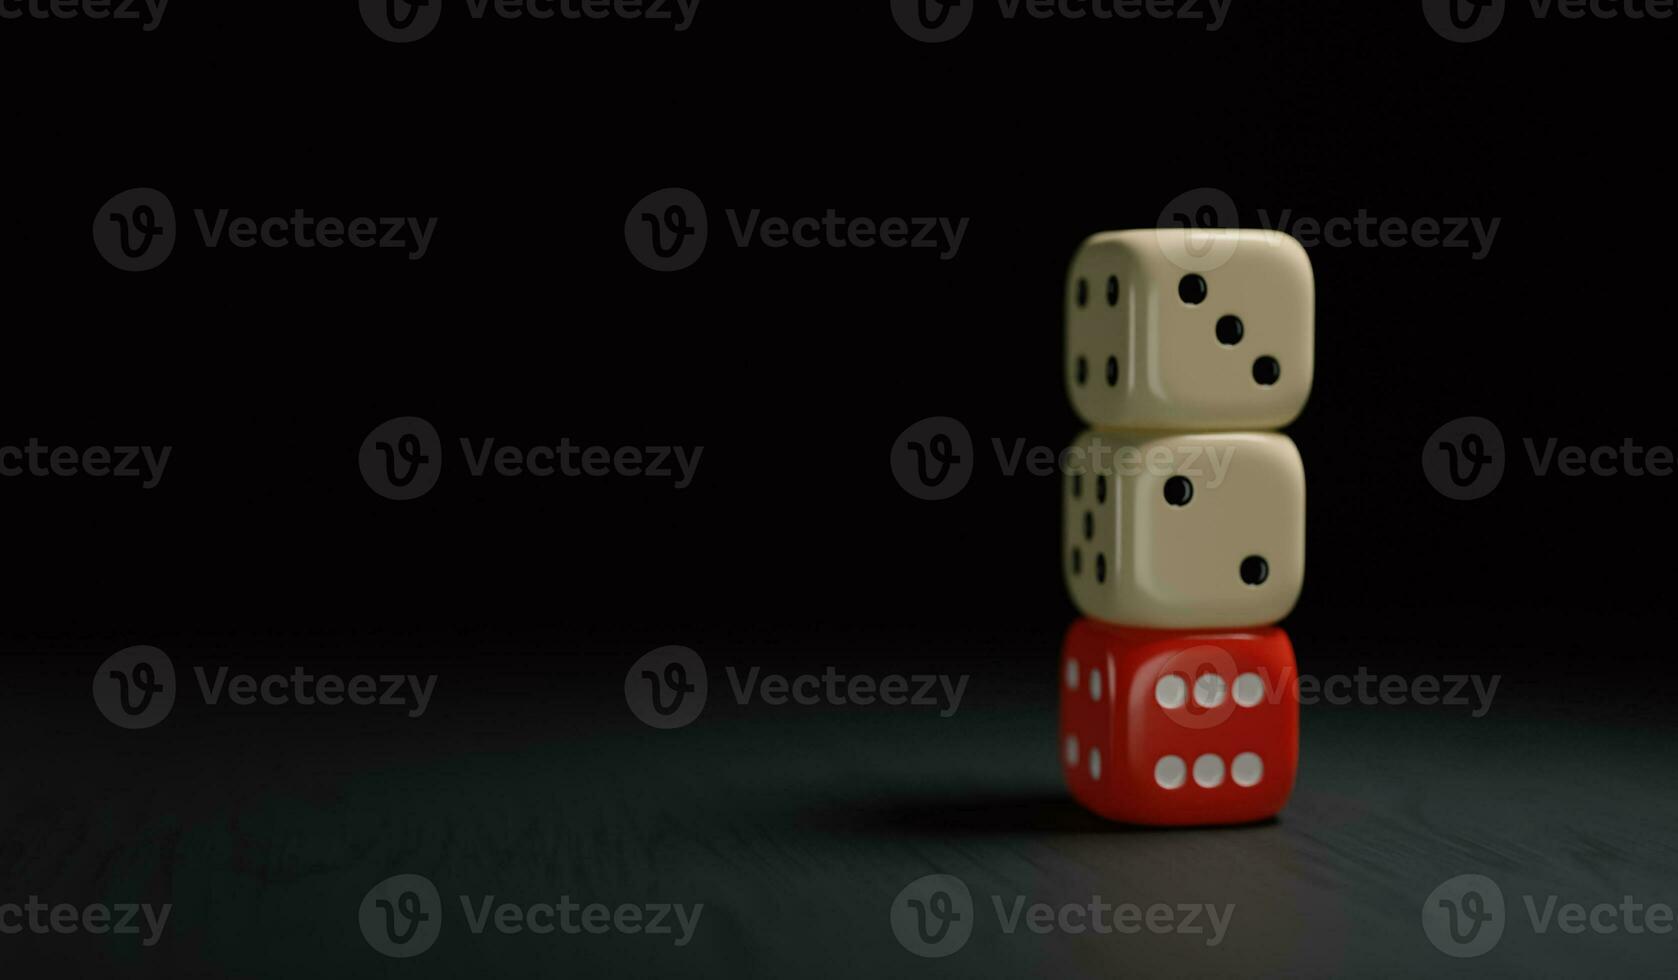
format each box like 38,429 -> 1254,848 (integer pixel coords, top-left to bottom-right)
2,1 -> 1675,976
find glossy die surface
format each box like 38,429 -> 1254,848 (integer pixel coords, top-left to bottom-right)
1063,429 -> 1305,629
1059,619 -> 1299,826
1065,228 -> 1313,431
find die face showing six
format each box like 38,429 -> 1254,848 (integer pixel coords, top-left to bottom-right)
1065,229 -> 1314,431
1063,429 -> 1305,629
1059,619 -> 1299,826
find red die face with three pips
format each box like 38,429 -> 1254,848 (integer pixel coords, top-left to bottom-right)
1059,618 -> 1299,826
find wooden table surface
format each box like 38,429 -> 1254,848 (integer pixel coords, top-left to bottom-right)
3,651 -> 1675,978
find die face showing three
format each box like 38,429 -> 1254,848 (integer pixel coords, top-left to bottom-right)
1063,429 -> 1305,629
1059,618 -> 1299,826
1065,229 -> 1314,431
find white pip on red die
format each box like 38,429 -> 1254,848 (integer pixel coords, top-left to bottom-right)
1066,228 -> 1313,430
1063,428 -> 1305,629
1059,618 -> 1299,826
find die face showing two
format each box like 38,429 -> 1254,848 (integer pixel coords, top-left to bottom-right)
1063,429 -> 1305,629
1059,618 -> 1299,826
1065,229 -> 1314,431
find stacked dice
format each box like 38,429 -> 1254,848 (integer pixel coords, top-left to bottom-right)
1058,229 -> 1313,826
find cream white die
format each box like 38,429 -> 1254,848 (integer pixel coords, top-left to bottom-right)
1065,228 -> 1313,430
1063,429 -> 1305,629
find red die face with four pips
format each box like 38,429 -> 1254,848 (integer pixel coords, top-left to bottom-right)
1059,618 -> 1299,826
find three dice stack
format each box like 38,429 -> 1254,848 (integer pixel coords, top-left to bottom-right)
1057,228 -> 1314,826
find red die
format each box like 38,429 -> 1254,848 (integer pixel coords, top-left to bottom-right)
1059,618 -> 1299,826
